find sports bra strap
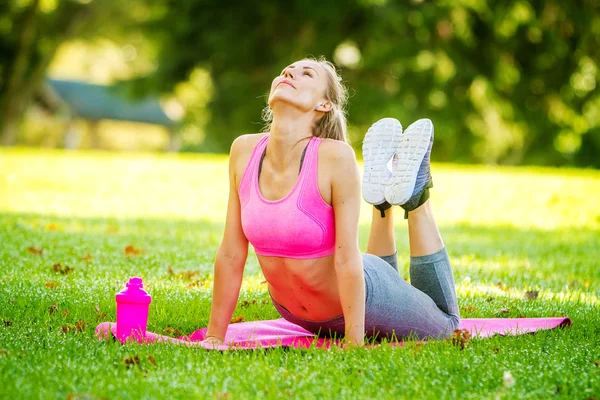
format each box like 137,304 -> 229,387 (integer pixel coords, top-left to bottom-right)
258,139 -> 311,178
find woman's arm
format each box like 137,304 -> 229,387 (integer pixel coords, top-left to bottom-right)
204,137 -> 250,343
328,141 -> 365,347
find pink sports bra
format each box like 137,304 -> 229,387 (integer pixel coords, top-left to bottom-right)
239,134 -> 336,259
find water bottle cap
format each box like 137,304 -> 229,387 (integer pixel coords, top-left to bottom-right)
126,277 -> 144,288
116,277 -> 151,303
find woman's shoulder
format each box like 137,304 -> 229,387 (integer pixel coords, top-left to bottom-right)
316,138 -> 359,186
230,134 -> 268,184
230,133 -> 268,161
317,138 -> 356,164
231,133 -> 267,153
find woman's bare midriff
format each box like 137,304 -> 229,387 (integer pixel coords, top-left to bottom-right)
259,254 -> 345,321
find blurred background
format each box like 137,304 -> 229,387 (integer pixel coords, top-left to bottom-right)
1,0 -> 599,167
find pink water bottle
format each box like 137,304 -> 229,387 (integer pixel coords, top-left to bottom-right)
115,277 -> 152,344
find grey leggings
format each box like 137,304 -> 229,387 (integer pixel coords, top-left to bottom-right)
270,247 -> 461,341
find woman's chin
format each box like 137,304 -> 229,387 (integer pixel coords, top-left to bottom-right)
269,95 -> 303,111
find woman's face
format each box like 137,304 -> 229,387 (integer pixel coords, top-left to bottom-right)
268,60 -> 330,114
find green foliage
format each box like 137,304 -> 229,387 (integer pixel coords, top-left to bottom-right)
0,149 -> 599,398
1,1 -> 599,166
135,0 -> 600,166
0,0 -> 150,144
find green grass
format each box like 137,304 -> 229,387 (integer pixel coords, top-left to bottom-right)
0,147 -> 599,399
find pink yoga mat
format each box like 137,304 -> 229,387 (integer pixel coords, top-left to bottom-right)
95,317 -> 572,351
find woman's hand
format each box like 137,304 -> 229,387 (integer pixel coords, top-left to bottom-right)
199,336 -> 225,348
344,335 -> 365,347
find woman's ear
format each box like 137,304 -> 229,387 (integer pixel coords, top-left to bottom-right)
315,100 -> 333,112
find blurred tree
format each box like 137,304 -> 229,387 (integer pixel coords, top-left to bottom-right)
0,0 -> 141,146
2,0 -> 599,167
129,0 -> 599,166
125,0 -> 369,152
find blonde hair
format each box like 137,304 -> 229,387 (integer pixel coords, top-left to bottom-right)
262,56 -> 349,143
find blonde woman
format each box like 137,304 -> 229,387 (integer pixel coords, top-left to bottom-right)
200,57 -> 460,347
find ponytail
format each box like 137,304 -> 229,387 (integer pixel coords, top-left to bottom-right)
312,104 -> 348,142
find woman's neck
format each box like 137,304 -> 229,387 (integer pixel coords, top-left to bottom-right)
267,111 -> 313,172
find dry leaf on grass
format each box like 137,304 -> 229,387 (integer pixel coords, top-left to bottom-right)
186,280 -> 206,288
524,290 -> 539,300
81,253 -> 93,262
124,245 -> 142,256
74,320 -> 86,332
51,263 -> 73,275
147,355 -> 157,367
494,308 -> 511,316
27,246 -> 43,255
462,305 -> 477,313
122,355 -> 142,370
451,329 -> 472,350
45,282 -> 58,289
3,320 -> 13,327
241,300 -> 257,308
60,320 -> 86,334
60,325 -> 74,334
163,327 -> 183,337
48,304 -> 59,315
118,355 -> 156,375
94,304 -> 107,321
230,316 -> 244,324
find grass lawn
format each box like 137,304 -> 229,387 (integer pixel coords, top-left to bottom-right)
0,147 -> 599,399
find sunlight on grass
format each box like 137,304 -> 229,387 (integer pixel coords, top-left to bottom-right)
457,283 -> 599,307
1,148 -> 599,229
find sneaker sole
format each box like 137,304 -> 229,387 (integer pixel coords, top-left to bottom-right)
361,118 -> 403,205
385,118 -> 433,205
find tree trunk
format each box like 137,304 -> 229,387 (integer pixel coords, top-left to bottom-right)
63,119 -> 80,149
0,111 -> 22,146
0,0 -> 98,146
0,0 -> 40,146
0,50 -> 59,146
167,128 -> 180,152
89,120 -> 101,149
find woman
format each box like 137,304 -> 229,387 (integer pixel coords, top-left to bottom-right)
200,57 -> 460,347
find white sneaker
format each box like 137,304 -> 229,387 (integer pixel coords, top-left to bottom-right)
385,118 -> 434,205
361,118 -> 403,206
